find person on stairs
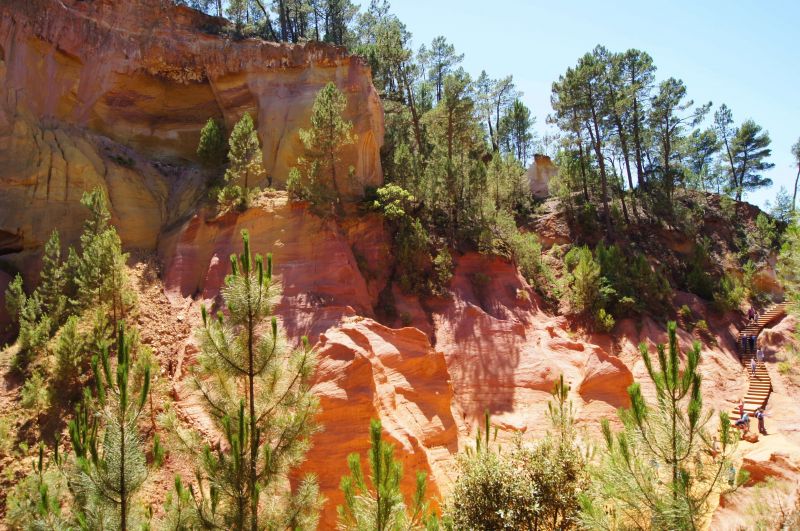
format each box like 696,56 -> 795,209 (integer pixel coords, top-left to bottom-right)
748,306 -> 756,323
755,407 -> 768,435
757,345 -> 765,364
751,357 -> 757,377
737,399 -> 744,419
735,412 -> 750,433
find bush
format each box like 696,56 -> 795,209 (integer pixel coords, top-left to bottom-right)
197,118 -> 227,167
20,370 -> 49,425
563,246 -> 606,315
448,447 -> 540,529
51,315 -> 86,399
713,273 -> 745,312
595,308 -> 615,332
432,248 -> 454,293
685,237 -> 716,300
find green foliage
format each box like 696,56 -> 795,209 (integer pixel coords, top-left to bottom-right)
448,442 -> 539,530
38,230 -> 68,330
192,230 -> 322,530
513,376 -> 590,529
778,221 -> 800,306
498,99 -> 535,164
563,246 -> 607,316
221,113 -> 265,209
595,308 -> 615,333
5,442 -> 70,530
292,82 -> 356,209
685,237 -> 716,300
372,184 -> 416,221
158,475 -> 199,530
73,189 -> 135,321
51,315 -> 87,398
448,378 -> 589,530
197,117 -> 227,167
20,370 -> 50,425
579,322 -> 743,529
69,323 -> 153,530
713,272 -> 745,313
749,212 -> 777,254
4,273 -> 26,325
337,418 -> 438,530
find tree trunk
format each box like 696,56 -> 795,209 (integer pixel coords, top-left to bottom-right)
613,115 -> 639,220
120,417 -> 127,531
793,165 -> 799,213
248,298 -> 258,531
578,139 -> 590,203
632,95 -> 646,191
401,67 -> 425,165
586,92 -> 612,235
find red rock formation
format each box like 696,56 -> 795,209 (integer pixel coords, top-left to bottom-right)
299,319 -> 458,528
159,195 -> 381,342
0,0 -> 382,194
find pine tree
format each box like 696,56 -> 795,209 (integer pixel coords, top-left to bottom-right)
579,322 -> 743,529
192,229 -> 321,531
337,418 -> 438,530
498,99 -> 535,165
52,315 -> 88,400
4,273 -> 26,325
69,323 -> 152,531
4,441 -> 70,529
730,119 -> 774,200
38,229 -> 68,329
291,82 -> 355,209
197,117 -> 227,168
222,113 -> 265,209
20,370 -> 50,429
72,189 -> 134,321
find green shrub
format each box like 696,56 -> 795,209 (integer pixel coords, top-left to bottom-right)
197,117 -> 227,167
20,370 -> 49,425
595,308 -> 615,332
713,273 -> 745,312
777,361 -> 792,375
51,315 -> 86,396
432,248 -> 454,293
563,246 -> 607,315
685,238 -> 716,300
678,304 -> 693,321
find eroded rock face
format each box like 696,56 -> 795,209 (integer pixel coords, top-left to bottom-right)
159,195 -> 382,342
0,0 -> 383,196
299,318 -> 458,528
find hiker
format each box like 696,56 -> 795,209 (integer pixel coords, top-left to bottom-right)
756,346 -> 765,363
751,357 -> 757,377
735,412 -> 750,433
755,407 -> 768,435
737,399 -> 744,418
749,334 -> 756,352
748,306 -> 756,323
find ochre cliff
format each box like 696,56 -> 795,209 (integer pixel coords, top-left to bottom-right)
0,0 -> 383,274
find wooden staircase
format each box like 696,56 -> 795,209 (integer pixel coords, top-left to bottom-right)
730,303 -> 788,417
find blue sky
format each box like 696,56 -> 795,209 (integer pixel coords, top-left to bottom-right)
368,0 -> 799,209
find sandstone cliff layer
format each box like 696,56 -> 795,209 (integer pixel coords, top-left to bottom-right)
0,0 -> 383,273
